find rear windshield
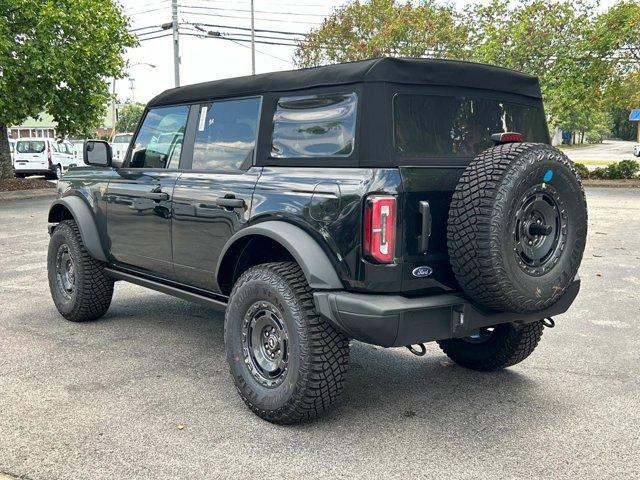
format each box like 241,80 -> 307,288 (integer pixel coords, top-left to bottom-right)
113,134 -> 132,144
16,141 -> 46,154
394,94 -> 549,157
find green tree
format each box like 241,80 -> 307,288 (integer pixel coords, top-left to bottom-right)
462,0 -> 613,137
0,0 -> 136,179
115,102 -> 145,133
294,0 -> 467,67
296,0 -> 640,143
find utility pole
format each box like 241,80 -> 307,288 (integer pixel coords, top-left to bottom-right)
111,77 -> 117,139
129,78 -> 136,102
250,0 -> 255,75
172,0 -> 181,86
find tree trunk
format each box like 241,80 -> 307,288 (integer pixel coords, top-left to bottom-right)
0,123 -> 15,180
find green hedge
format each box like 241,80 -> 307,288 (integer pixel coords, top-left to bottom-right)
574,160 -> 640,180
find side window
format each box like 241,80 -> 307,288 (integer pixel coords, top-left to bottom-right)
129,105 -> 189,169
271,92 -> 357,158
192,97 -> 261,171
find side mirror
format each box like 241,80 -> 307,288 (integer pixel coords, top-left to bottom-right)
83,140 -> 112,167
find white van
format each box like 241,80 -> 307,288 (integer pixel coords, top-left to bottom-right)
9,139 -> 15,165
111,132 -> 133,164
13,138 -> 77,179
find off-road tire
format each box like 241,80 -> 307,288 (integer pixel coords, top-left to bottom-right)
47,219 -> 114,322
224,261 -> 350,424
438,321 -> 544,371
448,143 -> 587,313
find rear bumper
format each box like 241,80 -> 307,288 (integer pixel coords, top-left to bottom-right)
13,167 -> 53,175
314,277 -> 580,347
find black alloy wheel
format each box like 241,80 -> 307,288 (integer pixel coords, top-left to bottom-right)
242,300 -> 290,388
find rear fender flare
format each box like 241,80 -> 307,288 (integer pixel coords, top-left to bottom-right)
48,196 -> 107,262
216,221 -> 343,290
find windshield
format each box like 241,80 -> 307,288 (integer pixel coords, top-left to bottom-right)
16,140 -> 46,154
394,94 -> 549,157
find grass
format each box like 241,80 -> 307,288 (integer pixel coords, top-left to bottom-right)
573,159 -> 621,166
557,143 -> 600,150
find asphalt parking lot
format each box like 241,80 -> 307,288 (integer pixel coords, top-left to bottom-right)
1,188 -> 639,480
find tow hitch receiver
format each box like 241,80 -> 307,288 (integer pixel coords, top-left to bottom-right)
406,344 -> 427,356
542,317 -> 555,328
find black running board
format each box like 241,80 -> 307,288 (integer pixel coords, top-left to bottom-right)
104,267 -> 228,311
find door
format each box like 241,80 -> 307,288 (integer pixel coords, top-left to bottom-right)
106,105 -> 189,279
172,97 -> 263,292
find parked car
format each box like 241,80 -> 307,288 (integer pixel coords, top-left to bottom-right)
46,58 -> 588,424
110,132 -> 133,165
633,144 -> 640,157
13,138 -> 77,179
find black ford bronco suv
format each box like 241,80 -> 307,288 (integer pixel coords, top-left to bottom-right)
47,58 -> 587,424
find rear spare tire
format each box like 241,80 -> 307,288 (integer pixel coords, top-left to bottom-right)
447,143 -> 587,313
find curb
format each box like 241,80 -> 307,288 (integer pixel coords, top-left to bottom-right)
583,179 -> 640,188
0,188 -> 57,201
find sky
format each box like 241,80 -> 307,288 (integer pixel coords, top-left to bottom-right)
118,0 -> 620,104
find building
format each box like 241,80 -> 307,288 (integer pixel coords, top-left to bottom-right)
8,114 -> 57,139
7,101 -> 125,140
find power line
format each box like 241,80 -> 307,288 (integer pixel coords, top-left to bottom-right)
181,28 -> 299,47
179,4 -> 330,18
180,10 -> 323,25
180,31 -> 299,47
185,24 -> 303,43
126,6 -> 171,17
227,38 -> 292,64
124,0 -> 170,12
183,0 -> 338,9
138,32 -> 173,42
183,21 -> 307,37
129,24 -> 164,32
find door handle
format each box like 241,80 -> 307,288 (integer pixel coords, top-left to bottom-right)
147,192 -> 170,201
216,196 -> 245,209
419,200 -> 431,253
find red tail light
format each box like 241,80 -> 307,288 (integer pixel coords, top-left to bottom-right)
363,195 -> 396,263
491,132 -> 522,144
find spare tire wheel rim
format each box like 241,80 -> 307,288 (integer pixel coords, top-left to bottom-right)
512,183 -> 568,277
241,301 -> 289,388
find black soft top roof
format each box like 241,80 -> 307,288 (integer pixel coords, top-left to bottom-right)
147,57 -> 542,107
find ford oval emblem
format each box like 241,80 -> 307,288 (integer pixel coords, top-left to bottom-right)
412,266 -> 433,278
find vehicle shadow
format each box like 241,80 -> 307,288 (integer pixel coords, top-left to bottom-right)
101,292 -> 563,437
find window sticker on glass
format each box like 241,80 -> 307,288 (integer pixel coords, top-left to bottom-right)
198,106 -> 208,132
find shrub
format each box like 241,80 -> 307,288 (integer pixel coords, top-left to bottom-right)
590,167 -> 608,179
585,160 -> 640,180
574,162 -> 590,179
606,159 -> 640,179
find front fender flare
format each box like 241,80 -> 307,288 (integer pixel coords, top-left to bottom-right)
216,221 -> 343,290
48,196 -> 107,262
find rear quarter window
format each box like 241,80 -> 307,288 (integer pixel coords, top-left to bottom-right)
394,94 -> 549,157
271,92 -> 357,158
